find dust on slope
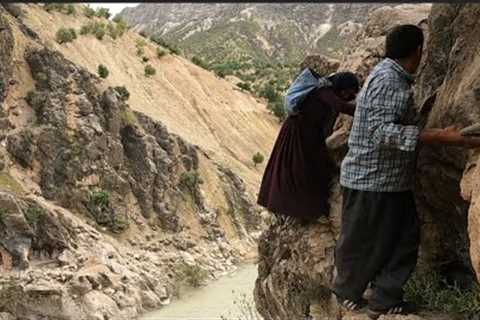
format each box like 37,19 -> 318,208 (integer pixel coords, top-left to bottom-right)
20,3 -> 279,195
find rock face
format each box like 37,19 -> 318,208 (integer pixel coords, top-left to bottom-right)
253,3 -> 480,320
415,4 -> 480,283
0,5 -> 262,320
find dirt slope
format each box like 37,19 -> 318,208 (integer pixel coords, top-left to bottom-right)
20,3 -> 279,194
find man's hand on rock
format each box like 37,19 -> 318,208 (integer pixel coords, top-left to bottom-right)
419,125 -> 480,148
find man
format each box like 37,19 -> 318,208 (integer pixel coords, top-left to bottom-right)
332,24 -> 480,319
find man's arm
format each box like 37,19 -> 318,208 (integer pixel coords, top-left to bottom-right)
367,84 -> 419,152
419,127 -> 480,148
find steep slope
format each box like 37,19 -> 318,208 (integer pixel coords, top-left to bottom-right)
0,4 -> 268,320
19,3 -> 278,195
119,3 -> 385,62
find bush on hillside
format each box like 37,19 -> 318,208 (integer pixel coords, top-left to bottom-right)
95,7 -> 111,19
44,3 -> 75,15
267,100 -> 286,122
97,64 -> 109,79
55,27 -> 77,44
114,86 -> 130,101
83,5 -> 95,18
149,35 -> 181,55
156,48 -> 166,59
142,56 -> 149,63
144,65 -> 156,77
252,152 -> 264,167
237,82 -> 251,92
179,171 -> 204,194
191,56 -> 208,69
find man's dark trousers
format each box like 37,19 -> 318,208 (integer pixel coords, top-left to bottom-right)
332,187 -> 420,309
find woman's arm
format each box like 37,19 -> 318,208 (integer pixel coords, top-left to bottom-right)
319,88 -> 356,116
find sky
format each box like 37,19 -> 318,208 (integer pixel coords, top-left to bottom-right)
87,3 -> 139,17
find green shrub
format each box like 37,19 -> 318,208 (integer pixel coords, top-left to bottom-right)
97,64 -> 109,79
94,24 -> 106,40
66,4 -> 75,15
120,110 -> 137,126
79,22 -> 107,40
149,35 -> 180,55
114,86 -> 130,101
144,65 -> 156,77
91,191 -> 109,209
179,171 -> 203,193
79,25 -> 90,35
142,56 -> 149,63
252,152 -> 264,167
267,100 -> 286,122
44,3 -> 75,15
95,7 -> 111,19
83,5 -> 95,18
44,3 -> 64,12
191,56 -> 208,69
25,207 -> 45,226
156,48 -> 166,59
259,83 -> 280,103
237,82 -> 251,92
55,27 -> 77,44
112,17 -> 128,36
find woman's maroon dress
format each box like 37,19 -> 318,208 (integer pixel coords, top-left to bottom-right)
257,87 -> 354,220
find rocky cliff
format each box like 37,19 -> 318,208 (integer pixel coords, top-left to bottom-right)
254,3 -> 480,320
0,4 -> 270,320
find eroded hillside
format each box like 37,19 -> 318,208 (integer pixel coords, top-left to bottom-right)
0,4 -> 271,319
18,3 -> 278,195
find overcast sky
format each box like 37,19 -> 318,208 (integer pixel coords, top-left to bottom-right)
87,3 -> 139,17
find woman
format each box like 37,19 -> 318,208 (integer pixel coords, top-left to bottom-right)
257,70 -> 359,221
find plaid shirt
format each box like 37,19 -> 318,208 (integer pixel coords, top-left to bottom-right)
340,58 -> 420,192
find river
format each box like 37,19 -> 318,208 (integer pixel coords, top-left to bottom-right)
140,264 -> 260,320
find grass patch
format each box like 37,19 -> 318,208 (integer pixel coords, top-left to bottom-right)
91,191 -> 109,209
404,271 -> 480,316
179,170 -> 203,194
120,110 -> 137,126
0,172 -> 25,195
24,207 -> 46,227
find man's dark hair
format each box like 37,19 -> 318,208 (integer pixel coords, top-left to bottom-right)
328,72 -> 359,92
385,24 -> 424,59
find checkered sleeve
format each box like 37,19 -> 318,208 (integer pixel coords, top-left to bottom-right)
367,83 -> 420,152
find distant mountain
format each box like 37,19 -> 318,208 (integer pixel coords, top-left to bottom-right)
118,3 -> 385,64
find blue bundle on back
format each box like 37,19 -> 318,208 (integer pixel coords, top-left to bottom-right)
284,68 -> 332,115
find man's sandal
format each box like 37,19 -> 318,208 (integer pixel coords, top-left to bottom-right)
366,301 -> 417,319
336,296 -> 368,312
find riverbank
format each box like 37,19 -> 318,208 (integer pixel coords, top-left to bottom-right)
140,264 -> 260,320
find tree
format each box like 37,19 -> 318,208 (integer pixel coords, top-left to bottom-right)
97,64 -> 109,79
252,152 -> 265,167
